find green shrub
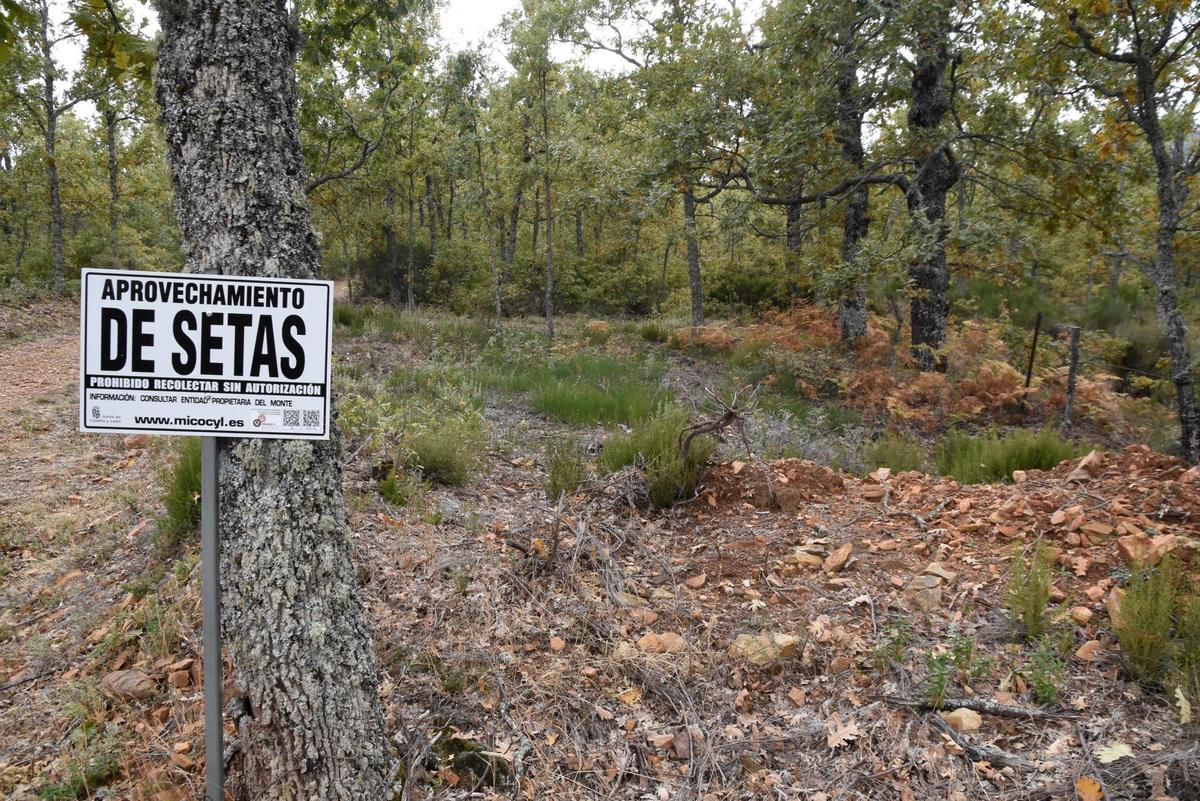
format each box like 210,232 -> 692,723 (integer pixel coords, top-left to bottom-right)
1026,633 -> 1066,704
38,750 -> 120,799
601,407 -> 716,507
158,437 -> 202,549
1006,542 -> 1055,641
544,437 -> 588,501
639,320 -> 670,343
403,419 -> 485,486
333,302 -> 369,333
1116,557 -> 1184,686
937,428 -> 1083,484
378,469 -> 430,507
924,651 -> 953,708
863,433 -> 927,474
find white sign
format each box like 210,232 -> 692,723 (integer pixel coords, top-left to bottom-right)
80,268 -> 333,439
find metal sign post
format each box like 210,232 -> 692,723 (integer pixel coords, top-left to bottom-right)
78,268 -> 335,801
201,437 -> 224,801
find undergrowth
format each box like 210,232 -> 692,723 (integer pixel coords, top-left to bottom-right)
544,437 -> 588,501
601,406 -> 716,507
1115,557 -> 1200,705
157,437 -> 201,549
937,428 -> 1083,484
1006,542 -> 1055,641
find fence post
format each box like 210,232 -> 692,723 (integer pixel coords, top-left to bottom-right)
1024,312 -> 1043,389
1064,325 -> 1081,427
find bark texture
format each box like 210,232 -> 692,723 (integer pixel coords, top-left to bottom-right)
104,102 -> 120,266
36,0 -> 64,287
905,2 -> 958,370
683,188 -> 704,325
835,30 -> 868,343
153,0 -> 394,797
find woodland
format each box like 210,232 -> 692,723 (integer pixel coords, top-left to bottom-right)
1,0 -> 1200,800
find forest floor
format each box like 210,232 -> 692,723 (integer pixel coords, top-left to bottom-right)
0,300 -> 1198,801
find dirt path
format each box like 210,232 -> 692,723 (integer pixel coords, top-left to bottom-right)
0,333 -> 78,414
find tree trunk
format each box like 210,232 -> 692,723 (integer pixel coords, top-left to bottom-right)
407,174 -> 416,310
1144,108 -> 1200,461
541,69 -> 554,339
531,185 -> 541,251
836,42 -> 868,343
503,181 -> 522,280
445,178 -> 454,242
385,182 -> 399,303
785,198 -> 804,270
425,173 -> 438,260
574,208 -> 584,257
37,1 -> 64,288
683,187 -> 704,325
153,2 -> 394,798
905,3 -> 958,370
104,103 -> 120,266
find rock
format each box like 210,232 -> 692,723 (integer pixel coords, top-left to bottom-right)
729,632 -> 800,667
903,575 -> 943,613
1075,640 -> 1105,661
99,669 -> 156,700
123,433 -> 150,449
1012,470 -> 1028,483
1067,450 -> 1105,482
940,708 -> 982,732
824,543 -> 853,573
638,631 -> 686,654
685,573 -> 707,589
549,636 -> 567,652
924,561 -> 958,583
788,550 -> 825,568
168,670 -> 191,689
1106,587 -> 1125,626
1069,606 -> 1094,626
1049,585 -> 1067,602
1116,533 -> 1177,566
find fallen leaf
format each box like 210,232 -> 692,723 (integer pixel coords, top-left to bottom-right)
1096,740 -> 1133,764
685,573 -> 707,589
1075,776 -> 1103,801
787,686 -> 806,707
1176,687 -> 1193,725
549,636 -> 566,652
825,717 -> 861,749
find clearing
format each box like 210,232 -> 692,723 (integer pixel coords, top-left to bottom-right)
1,304 -> 1197,801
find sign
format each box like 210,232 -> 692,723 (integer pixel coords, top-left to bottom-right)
80,268 -> 333,439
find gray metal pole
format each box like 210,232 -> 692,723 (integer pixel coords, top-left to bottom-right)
201,437 -> 224,801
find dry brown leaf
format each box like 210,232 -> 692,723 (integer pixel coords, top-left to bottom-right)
1075,776 -> 1103,801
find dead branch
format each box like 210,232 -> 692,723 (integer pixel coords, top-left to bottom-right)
928,714 -> 1037,772
878,695 -> 1083,722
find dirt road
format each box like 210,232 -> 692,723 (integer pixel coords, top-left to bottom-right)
0,334 -> 78,414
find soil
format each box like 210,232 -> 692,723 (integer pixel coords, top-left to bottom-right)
1,314 -> 1198,801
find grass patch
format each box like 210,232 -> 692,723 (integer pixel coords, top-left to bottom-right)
601,406 -> 716,507
936,428 -> 1083,484
38,750 -> 120,799
1006,542 -> 1055,641
403,419 -> 485,486
157,437 -> 201,549
862,433 -> 927,474
638,320 -> 671,343
544,437 -> 588,501
481,353 -> 667,425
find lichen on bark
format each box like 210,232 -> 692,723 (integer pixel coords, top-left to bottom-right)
152,0 -> 394,797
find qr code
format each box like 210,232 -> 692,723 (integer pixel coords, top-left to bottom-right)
303,409 -> 321,427
282,410 -> 300,427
